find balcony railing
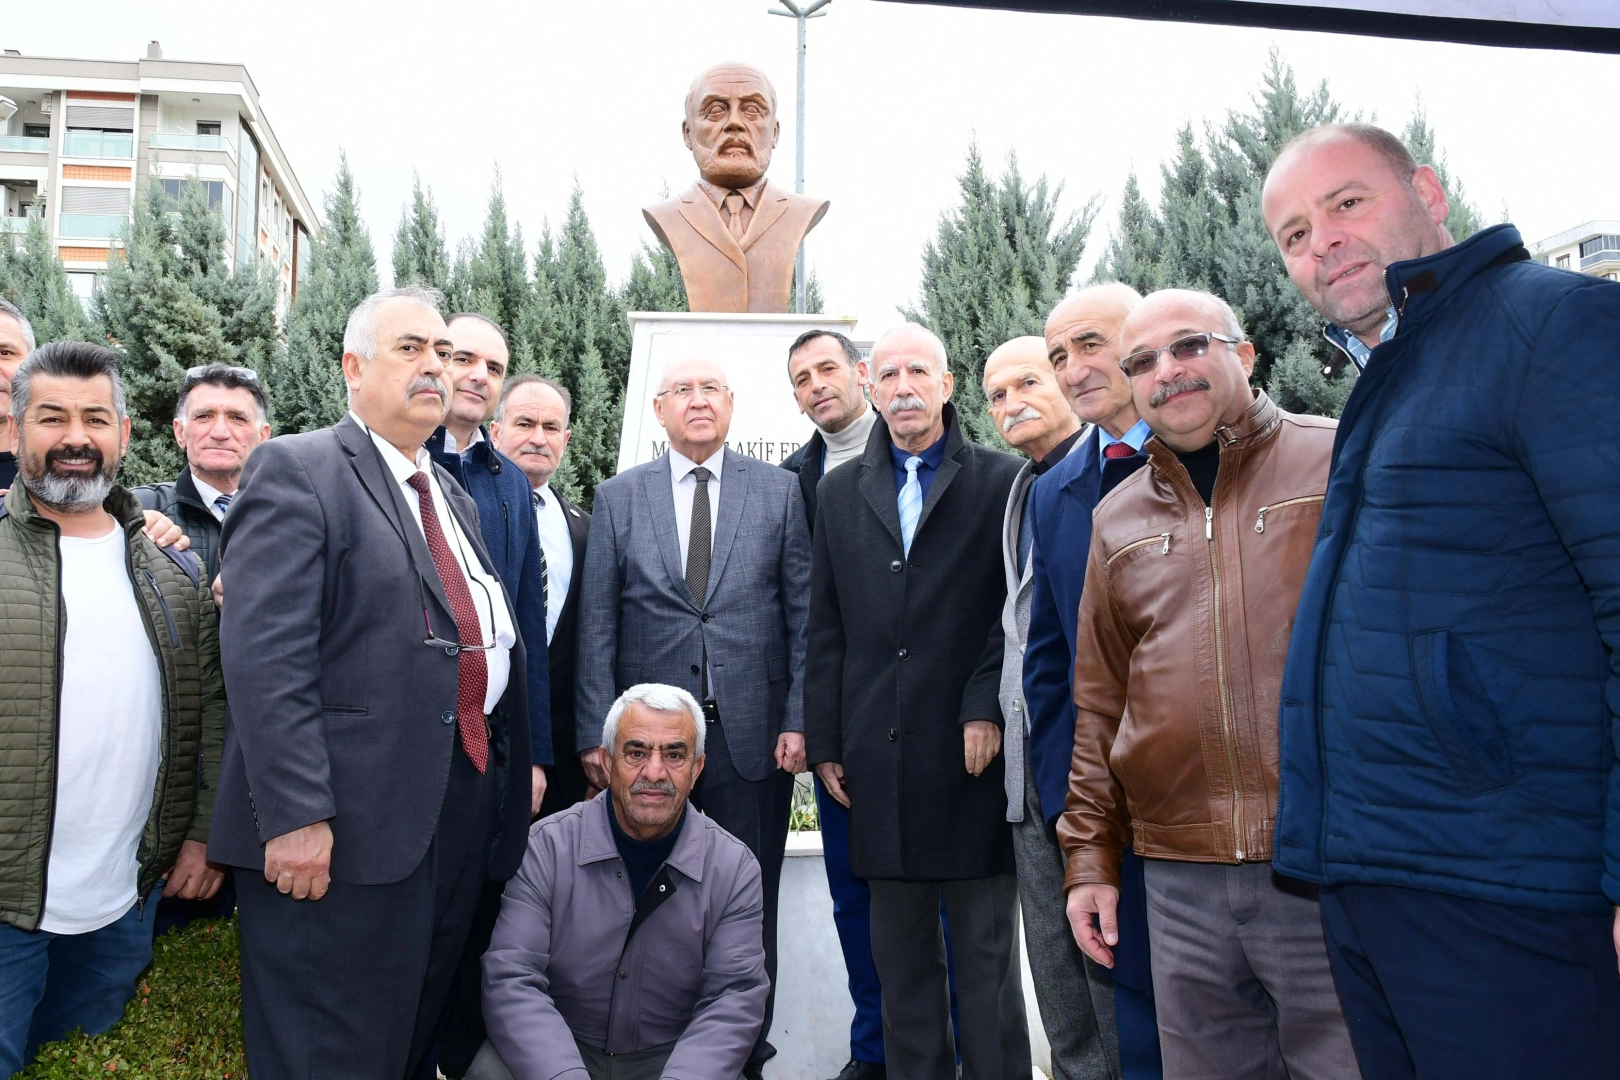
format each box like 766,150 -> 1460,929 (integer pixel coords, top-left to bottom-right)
62,131 -> 134,159
58,213 -> 127,239
1580,248 -> 1620,271
149,133 -> 233,155
1,217 -> 34,234
0,136 -> 50,153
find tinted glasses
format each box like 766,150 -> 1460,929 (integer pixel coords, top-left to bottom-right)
1119,332 -> 1241,380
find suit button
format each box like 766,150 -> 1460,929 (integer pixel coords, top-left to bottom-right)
889,560 -> 902,573
690,664 -> 701,675
618,969 -> 628,979
888,728 -> 898,741
701,613 -> 710,623
440,711 -> 456,725
897,648 -> 909,661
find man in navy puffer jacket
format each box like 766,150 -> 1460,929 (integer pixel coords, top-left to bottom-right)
1263,123 -> 1620,1079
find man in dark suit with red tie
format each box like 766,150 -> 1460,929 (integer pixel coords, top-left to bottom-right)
1023,284 -> 1164,1080
210,287 -> 532,1080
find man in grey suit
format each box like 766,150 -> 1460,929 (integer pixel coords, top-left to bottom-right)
984,338 -> 1119,1080
575,355 -> 811,1080
211,287 -> 534,1080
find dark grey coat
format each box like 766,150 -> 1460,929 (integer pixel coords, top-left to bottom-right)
209,416 -> 532,884
805,404 -> 1022,881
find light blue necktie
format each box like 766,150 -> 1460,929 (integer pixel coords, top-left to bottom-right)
213,493 -> 232,517
898,456 -> 923,556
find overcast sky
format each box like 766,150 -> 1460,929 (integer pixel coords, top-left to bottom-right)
13,1 -> 1620,338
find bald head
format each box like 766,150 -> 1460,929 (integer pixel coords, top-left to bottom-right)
984,336 -> 1077,459
683,62 -> 780,189
1044,283 -> 1143,435
654,356 -> 734,462
1120,289 -> 1256,452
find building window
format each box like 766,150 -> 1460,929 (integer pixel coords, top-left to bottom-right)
1578,234 -> 1620,259
235,126 -> 260,269
23,124 -> 49,139
1607,273 -> 1619,282
66,272 -> 97,311
1556,254 -> 1571,270
159,178 -> 228,215
197,121 -> 222,137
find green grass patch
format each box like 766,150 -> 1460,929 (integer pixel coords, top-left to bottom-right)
20,917 -> 246,1078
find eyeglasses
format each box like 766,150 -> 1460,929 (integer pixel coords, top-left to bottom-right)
1119,332 -> 1242,380
417,524 -> 501,655
655,383 -> 729,401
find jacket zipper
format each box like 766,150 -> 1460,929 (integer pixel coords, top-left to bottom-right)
1205,504 -> 1245,861
39,521 -> 65,925
1106,532 -> 1173,565
1254,495 -> 1326,534
131,547 -> 174,913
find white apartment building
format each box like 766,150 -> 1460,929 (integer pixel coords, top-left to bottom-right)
0,42 -> 317,315
1529,220 -> 1620,282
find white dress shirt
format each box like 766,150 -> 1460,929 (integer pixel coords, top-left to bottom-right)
669,446 -> 725,567
353,414 -> 515,714
532,484 -> 573,645
190,474 -> 232,522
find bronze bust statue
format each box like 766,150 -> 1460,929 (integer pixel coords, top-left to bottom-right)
643,62 -> 831,313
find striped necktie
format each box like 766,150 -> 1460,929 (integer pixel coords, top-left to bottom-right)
532,489 -> 549,625
898,456 -> 923,556
214,492 -> 233,517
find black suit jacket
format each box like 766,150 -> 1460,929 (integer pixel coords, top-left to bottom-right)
780,430 -> 826,534
804,403 -> 1022,881
210,416 -> 532,885
545,488 -> 591,757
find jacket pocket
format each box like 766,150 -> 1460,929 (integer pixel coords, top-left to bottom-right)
1408,629 -> 1513,795
767,653 -> 788,682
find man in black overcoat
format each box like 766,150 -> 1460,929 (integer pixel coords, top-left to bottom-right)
805,323 -> 1030,1080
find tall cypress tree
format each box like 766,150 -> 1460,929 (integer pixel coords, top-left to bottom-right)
393,172 -> 451,294
904,143 -> 1095,445
276,152 -> 379,434
0,217 -> 92,344
98,181 -> 234,485
173,179 -> 284,387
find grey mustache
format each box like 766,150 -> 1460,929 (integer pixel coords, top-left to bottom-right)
1150,377 -> 1211,409
629,778 -> 678,796
407,376 -> 448,401
1002,407 -> 1040,433
887,395 -> 926,416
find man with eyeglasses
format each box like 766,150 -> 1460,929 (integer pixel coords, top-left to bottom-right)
1056,289 -> 1354,1080
424,313 -> 552,1080
210,287 -> 534,1080
575,356 -> 810,1080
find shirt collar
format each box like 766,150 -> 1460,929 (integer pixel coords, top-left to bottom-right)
351,411 -> 432,484
441,425 -> 485,454
189,472 -> 230,509
1034,426 -> 1084,475
889,430 -> 948,472
696,177 -> 767,213
1096,417 -> 1152,454
533,482 -> 553,507
669,445 -> 726,484
1324,306 -> 1398,371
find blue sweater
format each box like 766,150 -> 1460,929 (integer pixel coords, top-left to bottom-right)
1275,224 -> 1620,914
428,427 -> 553,766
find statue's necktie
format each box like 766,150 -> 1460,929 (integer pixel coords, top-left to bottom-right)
724,193 -> 746,240
406,472 -> 488,773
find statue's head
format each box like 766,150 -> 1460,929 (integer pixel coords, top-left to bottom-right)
683,62 -> 780,189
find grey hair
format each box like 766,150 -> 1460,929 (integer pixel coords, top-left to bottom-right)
496,373 -> 572,426
871,323 -> 948,375
0,297 -> 35,353
12,340 -> 128,422
601,683 -> 706,760
342,285 -> 445,362
1211,295 -> 1247,342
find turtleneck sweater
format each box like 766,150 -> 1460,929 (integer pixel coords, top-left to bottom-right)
820,402 -> 878,475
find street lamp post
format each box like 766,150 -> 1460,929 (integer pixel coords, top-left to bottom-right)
768,0 -> 830,315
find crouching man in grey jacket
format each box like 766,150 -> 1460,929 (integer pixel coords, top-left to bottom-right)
480,683 -> 769,1080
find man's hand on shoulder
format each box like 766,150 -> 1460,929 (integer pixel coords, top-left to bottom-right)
264,820 -> 333,901
141,509 -> 189,550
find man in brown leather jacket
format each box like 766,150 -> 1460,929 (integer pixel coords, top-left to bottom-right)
1057,289 -> 1358,1080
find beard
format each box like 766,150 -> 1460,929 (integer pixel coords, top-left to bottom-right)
693,141 -> 770,189
20,443 -> 118,513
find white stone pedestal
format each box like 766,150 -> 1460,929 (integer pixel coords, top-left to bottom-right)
617,312 -> 862,474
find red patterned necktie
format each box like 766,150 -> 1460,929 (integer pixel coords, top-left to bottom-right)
405,471 -> 489,773
1103,441 -> 1136,460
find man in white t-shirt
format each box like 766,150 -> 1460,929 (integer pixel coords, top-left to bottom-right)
0,342 -> 224,1076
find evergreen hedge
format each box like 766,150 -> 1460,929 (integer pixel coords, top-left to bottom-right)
21,918 -> 246,1078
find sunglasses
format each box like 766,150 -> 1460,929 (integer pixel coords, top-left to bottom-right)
1119,332 -> 1242,379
